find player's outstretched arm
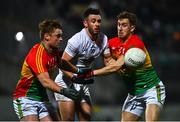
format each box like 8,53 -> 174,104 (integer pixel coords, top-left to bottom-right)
66,56 -> 124,84
93,55 -> 124,76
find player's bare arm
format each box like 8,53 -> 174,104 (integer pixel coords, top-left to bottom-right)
71,55 -> 124,82
61,51 -> 73,61
37,72 -> 80,101
93,55 -> 124,76
37,72 -> 62,92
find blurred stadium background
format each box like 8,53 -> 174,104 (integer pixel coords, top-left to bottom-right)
0,0 -> 180,121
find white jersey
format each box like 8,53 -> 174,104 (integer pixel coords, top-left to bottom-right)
65,28 -> 110,67
54,28 -> 110,102
59,28 -> 110,77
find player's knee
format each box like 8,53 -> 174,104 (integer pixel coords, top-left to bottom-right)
79,111 -> 91,121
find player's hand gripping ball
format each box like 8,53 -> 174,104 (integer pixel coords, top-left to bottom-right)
124,48 -> 146,68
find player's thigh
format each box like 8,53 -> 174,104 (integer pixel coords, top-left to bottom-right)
77,102 -> 92,121
58,101 -> 75,121
20,115 -> 38,121
145,104 -> 161,121
145,81 -> 165,121
121,111 -> 141,121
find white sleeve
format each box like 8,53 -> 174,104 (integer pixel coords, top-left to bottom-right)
64,36 -> 80,57
103,35 -> 110,55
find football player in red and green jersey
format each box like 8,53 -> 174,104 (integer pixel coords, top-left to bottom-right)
109,11 -> 166,121
13,19 -> 80,121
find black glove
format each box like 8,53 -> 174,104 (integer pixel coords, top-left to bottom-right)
77,67 -> 92,74
71,74 -> 94,84
59,88 -> 80,101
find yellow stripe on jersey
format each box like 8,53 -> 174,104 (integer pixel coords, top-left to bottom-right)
39,45 -> 44,72
36,45 -> 44,73
143,47 -> 152,68
21,61 -> 34,79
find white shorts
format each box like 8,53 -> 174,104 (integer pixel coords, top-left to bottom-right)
54,73 -> 92,104
13,97 -> 51,120
122,81 -> 166,117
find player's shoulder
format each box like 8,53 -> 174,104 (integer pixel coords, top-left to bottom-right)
68,29 -> 86,43
131,34 -> 144,43
100,32 -> 108,39
108,37 -> 120,44
32,42 -> 41,49
28,42 -> 49,58
129,34 -> 145,48
28,42 -> 42,54
25,43 -> 42,62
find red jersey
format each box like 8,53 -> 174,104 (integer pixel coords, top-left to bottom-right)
13,42 -> 62,101
108,34 -> 160,95
108,34 -> 144,55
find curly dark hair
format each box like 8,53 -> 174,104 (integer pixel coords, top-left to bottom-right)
83,8 -> 101,19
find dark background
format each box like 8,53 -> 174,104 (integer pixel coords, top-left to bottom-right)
0,0 -> 180,120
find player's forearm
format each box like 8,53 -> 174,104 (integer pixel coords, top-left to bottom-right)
93,55 -> 124,76
38,73 -> 62,93
40,78 -> 62,93
93,64 -> 121,76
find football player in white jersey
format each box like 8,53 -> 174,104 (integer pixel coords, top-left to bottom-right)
54,8 -> 112,121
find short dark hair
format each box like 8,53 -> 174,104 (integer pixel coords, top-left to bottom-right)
39,19 -> 62,39
117,11 -> 137,26
83,8 -> 101,19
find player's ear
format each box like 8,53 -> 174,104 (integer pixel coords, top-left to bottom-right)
44,33 -> 50,41
130,25 -> 135,32
83,20 -> 88,28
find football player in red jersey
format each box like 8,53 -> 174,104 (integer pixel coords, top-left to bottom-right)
12,19 -> 82,121
107,11 -> 165,121
76,11 -> 166,121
